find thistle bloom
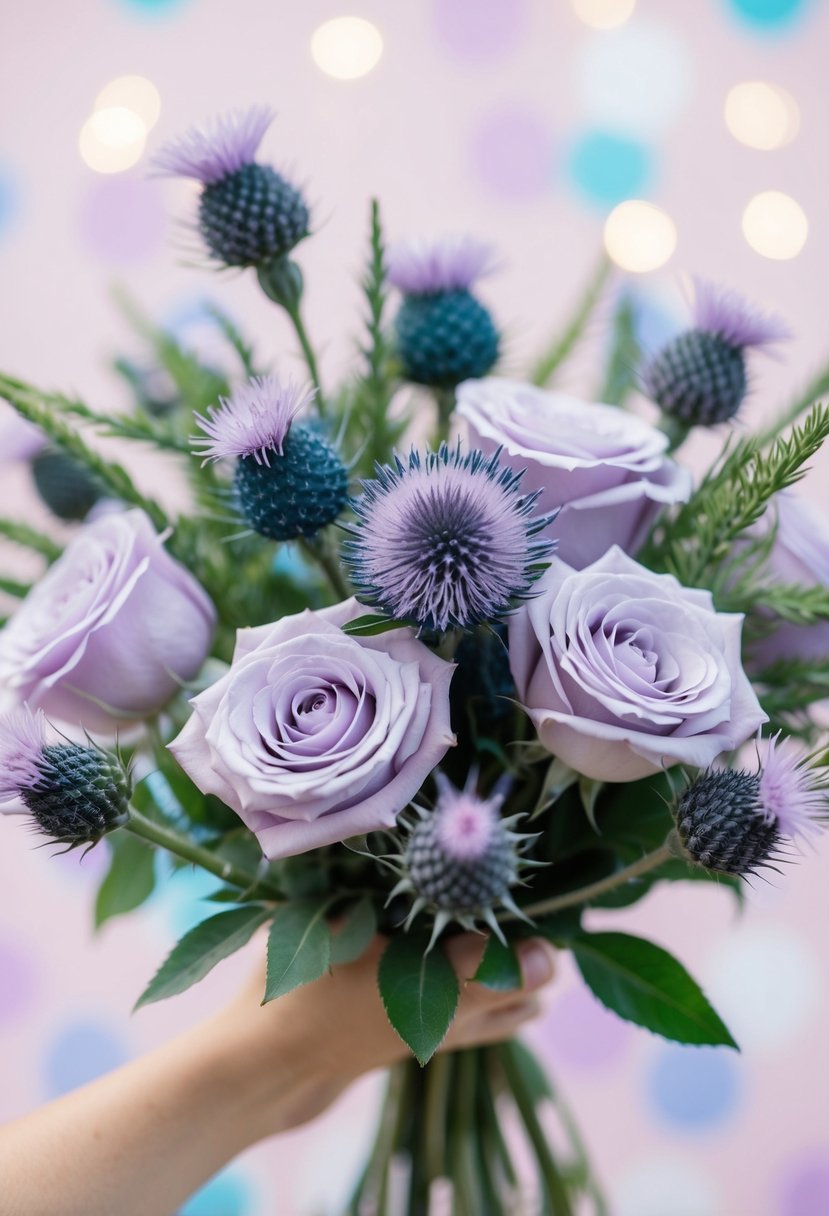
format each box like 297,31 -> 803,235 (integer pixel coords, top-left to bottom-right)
389,771 -> 536,947
193,375 -> 312,465
389,235 -> 500,387
0,705 -> 131,846
344,443 -> 556,633
643,277 -> 790,427
194,375 -> 348,541
671,734 -> 827,877
151,106 -> 309,269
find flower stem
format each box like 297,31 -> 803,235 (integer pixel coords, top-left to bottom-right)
283,297 -> 325,416
497,1041 -> 574,1216
124,807 -> 278,898
508,842 -> 675,922
299,534 -> 351,601
433,388 -> 455,448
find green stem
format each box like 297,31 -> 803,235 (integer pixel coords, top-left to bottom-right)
299,534 -> 351,601
433,388 -> 456,447
422,1052 -> 452,1182
0,517 -> 62,562
507,843 -> 674,922
284,298 -> 325,415
124,808 -> 278,898
498,1042 -> 574,1216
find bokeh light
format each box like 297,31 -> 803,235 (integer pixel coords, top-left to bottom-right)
725,0 -> 811,31
577,20 -> 692,137
567,129 -> 651,207
310,17 -> 383,80
79,106 -> 147,174
432,0 -> 528,63
742,190 -> 808,260
614,1156 -> 722,1216
95,75 -> 162,131
646,1045 -> 741,1130
725,81 -> 799,149
603,200 -> 676,272
469,106 -> 554,201
0,164 -> 20,242
43,1021 -> 129,1099
571,0 -> 637,29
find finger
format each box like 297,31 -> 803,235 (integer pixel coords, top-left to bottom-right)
442,932 -> 489,986
516,939 -> 556,992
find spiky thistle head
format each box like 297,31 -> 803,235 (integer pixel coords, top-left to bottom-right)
344,443 -> 556,634
389,235 -> 499,387
0,705 -> 131,847
643,277 -> 790,427
152,106 -> 309,269
387,771 -> 539,948
193,376 -> 313,465
387,235 -> 496,296
151,104 -> 276,185
670,734 -> 827,877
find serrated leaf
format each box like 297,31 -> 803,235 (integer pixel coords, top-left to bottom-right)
264,899 -> 332,1002
341,613 -> 408,636
571,931 -> 737,1049
505,1039 -> 554,1103
95,834 -> 156,929
135,906 -> 269,1009
330,897 -> 377,965
378,933 -> 459,1065
473,935 -> 522,991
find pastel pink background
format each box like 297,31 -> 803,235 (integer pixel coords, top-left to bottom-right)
1,2 -> 828,1214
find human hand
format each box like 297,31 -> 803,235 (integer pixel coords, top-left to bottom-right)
210,932 -> 556,1139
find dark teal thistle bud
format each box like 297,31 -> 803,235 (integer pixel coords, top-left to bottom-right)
31,449 -> 106,521
388,236 -> 500,388
193,375 -> 348,542
0,706 -> 131,848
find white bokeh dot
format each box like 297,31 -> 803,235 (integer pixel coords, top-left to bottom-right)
705,923 -> 823,1052
604,200 -> 677,272
724,81 -> 799,150
614,1155 -> 722,1216
576,19 -> 692,137
742,191 -> 808,260
310,16 -> 383,80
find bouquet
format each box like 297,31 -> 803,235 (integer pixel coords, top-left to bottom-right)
1,106 -> 828,1215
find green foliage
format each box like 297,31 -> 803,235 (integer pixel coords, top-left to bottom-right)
571,931 -> 737,1047
264,898 -> 332,1001
531,254 -> 612,388
378,932 -> 459,1065
596,290 -> 640,407
135,906 -> 269,1008
95,834 -> 157,929
330,897 -> 377,965
341,613 -> 409,637
0,575 -> 30,598
0,517 -> 62,562
646,404 -> 829,592
472,934 -> 522,991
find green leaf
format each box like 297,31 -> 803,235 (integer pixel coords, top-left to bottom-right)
504,1039 -> 554,1103
330,897 -> 377,965
571,931 -> 737,1048
264,899 -> 332,1002
341,613 -> 408,637
473,935 -> 522,991
378,933 -> 459,1065
135,906 -> 269,1009
94,834 -> 156,929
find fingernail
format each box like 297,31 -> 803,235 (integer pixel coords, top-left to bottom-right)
519,941 -> 555,990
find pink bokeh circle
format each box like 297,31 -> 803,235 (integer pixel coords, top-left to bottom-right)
0,936 -> 39,1025
538,984 -> 633,1072
78,176 -> 167,263
468,106 -> 554,201
431,0 -> 529,64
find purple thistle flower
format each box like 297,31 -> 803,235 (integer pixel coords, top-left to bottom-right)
432,770 -> 502,862
0,704 -> 48,804
756,733 -> 827,843
344,443 -> 556,633
151,105 -> 275,185
691,276 -> 791,351
192,376 -> 314,465
387,235 -> 496,296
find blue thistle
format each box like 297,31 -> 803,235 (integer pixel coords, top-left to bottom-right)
194,376 -> 349,542
643,278 -> 790,426
343,443 -> 556,633
388,235 -> 500,388
152,106 -> 309,269
0,706 -> 131,847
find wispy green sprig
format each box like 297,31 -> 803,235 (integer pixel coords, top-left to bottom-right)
0,376 -> 169,532
596,291 -> 640,407
0,517 -> 62,562
646,403 -> 829,590
531,253 -> 612,388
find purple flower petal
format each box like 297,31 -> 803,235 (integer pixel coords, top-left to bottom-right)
691,276 -> 791,350
151,105 -> 275,185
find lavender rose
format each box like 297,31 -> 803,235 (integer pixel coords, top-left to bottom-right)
456,377 -> 691,568
508,547 -> 766,782
169,599 -> 456,859
0,509 -> 215,731
750,492 -> 829,666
